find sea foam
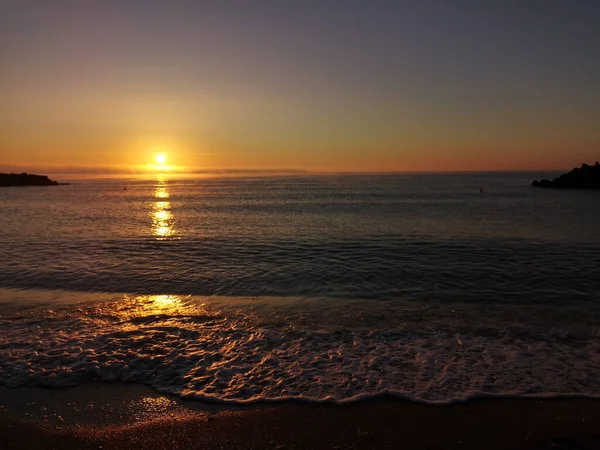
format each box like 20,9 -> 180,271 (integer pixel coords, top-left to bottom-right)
1,291 -> 599,405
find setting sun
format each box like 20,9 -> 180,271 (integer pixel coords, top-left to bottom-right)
155,154 -> 167,165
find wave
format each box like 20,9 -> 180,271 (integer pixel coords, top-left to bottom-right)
1,238 -> 599,303
1,291 -> 599,405
148,389 -> 600,407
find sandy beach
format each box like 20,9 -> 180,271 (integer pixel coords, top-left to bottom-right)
1,384 -> 599,449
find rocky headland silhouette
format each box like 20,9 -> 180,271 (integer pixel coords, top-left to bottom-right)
0,173 -> 64,187
532,162 -> 600,189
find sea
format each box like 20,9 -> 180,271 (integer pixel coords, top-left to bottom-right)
1,172 -> 599,404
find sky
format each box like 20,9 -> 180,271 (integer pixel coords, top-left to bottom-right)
1,0 -> 599,173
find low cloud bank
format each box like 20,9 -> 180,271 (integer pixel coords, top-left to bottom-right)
0,163 -> 307,176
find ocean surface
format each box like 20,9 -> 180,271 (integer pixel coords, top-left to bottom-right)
1,172 -> 599,404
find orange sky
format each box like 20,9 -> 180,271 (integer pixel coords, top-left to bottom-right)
1,2 -> 599,174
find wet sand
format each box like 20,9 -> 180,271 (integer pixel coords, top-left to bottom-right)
1,384 -> 599,449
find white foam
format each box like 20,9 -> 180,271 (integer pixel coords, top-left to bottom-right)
1,293 -> 599,405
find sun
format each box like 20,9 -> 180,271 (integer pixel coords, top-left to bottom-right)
155,154 -> 167,165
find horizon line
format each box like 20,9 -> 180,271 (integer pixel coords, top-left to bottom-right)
0,163 -> 569,178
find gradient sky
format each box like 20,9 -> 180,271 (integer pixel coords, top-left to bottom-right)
1,0 -> 599,173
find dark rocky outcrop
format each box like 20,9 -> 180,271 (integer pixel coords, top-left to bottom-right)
531,162 -> 600,189
0,173 -> 62,187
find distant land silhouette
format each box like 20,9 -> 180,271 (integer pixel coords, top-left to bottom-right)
532,162 -> 600,189
0,173 -> 64,187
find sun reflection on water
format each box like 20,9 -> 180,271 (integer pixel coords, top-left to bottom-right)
119,294 -> 188,321
151,294 -> 181,308
155,187 -> 169,199
151,179 -> 177,240
117,294 -> 198,333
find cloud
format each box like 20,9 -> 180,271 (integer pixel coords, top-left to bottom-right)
0,163 -> 307,176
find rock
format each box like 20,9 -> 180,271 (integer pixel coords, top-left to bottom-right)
531,162 -> 600,189
0,173 -> 64,187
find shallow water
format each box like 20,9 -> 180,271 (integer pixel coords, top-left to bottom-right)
1,173 -> 599,403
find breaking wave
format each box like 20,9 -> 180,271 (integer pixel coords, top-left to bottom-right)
1,291 -> 599,404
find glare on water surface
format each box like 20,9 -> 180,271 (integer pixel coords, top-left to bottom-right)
151,179 -> 177,240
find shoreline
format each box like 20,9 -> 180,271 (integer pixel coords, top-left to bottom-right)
1,383 -> 600,449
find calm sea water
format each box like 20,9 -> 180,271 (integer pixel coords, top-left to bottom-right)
1,173 -> 599,403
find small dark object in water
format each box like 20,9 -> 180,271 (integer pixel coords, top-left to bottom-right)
531,162 -> 600,189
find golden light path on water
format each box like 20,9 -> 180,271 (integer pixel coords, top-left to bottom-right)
151,176 -> 177,240
115,294 -> 210,333
124,294 -> 186,318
